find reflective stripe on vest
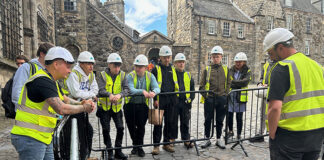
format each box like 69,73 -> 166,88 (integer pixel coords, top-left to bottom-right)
11,69 -> 63,144
200,65 -> 228,103
262,62 -> 269,85
156,65 -> 179,100
266,53 -> 324,131
184,71 -> 191,103
62,70 -> 95,95
125,71 -> 151,105
98,71 -> 125,112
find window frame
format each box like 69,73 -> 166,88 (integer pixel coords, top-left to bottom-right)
305,40 -> 310,56
286,14 -> 293,30
306,18 -> 312,33
223,22 -> 230,37
208,20 -> 216,35
64,0 -> 77,11
237,24 -> 244,39
267,16 -> 274,31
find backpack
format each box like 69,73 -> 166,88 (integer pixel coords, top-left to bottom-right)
1,62 -> 37,119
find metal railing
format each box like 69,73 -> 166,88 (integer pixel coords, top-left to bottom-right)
224,87 -> 268,157
92,90 -> 215,159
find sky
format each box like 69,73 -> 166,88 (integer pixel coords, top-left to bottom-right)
101,0 -> 168,36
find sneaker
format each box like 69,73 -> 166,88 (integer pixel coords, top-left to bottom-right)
184,142 -> 194,148
131,147 -> 138,155
151,146 -> 160,155
201,139 -> 211,148
237,135 -> 241,140
249,134 -> 264,143
137,147 -> 145,157
162,144 -> 175,153
216,139 -> 226,149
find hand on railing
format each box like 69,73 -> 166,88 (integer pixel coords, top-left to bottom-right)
81,99 -> 96,113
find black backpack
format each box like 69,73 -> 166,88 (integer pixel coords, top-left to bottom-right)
1,62 -> 37,119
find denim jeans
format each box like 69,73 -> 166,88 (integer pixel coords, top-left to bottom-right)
11,134 -> 54,160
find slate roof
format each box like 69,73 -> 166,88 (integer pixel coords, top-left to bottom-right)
280,0 -> 322,14
193,0 -> 254,23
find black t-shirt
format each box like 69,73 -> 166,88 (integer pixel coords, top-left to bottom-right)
26,76 -> 63,103
267,64 -> 290,101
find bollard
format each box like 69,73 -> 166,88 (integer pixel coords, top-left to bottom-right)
70,118 -> 79,160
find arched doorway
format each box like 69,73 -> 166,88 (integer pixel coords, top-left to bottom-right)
65,44 -> 80,60
148,48 -> 159,63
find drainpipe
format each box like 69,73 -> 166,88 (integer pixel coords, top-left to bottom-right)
197,16 -> 202,83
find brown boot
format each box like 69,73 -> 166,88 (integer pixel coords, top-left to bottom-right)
184,142 -> 194,148
151,146 -> 160,155
162,144 -> 175,153
170,139 -> 175,147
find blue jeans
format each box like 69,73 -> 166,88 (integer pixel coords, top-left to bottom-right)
11,134 -> 54,160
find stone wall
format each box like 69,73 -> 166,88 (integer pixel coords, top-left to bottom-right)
86,4 -> 137,73
55,0 -> 88,59
168,0 -> 193,45
103,0 -> 125,23
284,8 -> 324,64
189,15 -> 256,82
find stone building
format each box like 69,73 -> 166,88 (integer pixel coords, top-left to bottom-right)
0,0 -> 55,92
0,0 -> 173,94
55,0 -> 173,72
169,0 -> 324,82
168,0 -> 255,82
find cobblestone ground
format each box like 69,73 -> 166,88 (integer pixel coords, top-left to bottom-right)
0,85 -> 322,160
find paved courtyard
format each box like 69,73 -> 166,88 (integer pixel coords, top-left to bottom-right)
0,86 -> 322,159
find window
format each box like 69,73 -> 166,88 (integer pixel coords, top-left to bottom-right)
237,24 -> 244,38
223,22 -> 230,36
37,12 -> 48,42
222,54 -> 228,66
285,0 -> 292,7
267,16 -> 274,30
208,20 -> 216,34
286,14 -> 293,30
306,18 -> 311,33
1,0 -> 22,61
305,40 -> 310,56
64,0 -> 77,11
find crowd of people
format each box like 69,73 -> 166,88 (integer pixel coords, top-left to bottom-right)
5,27 -> 324,160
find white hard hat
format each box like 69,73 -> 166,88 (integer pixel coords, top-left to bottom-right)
78,51 -> 95,63
45,46 -> 74,63
159,46 -> 172,56
263,28 -> 294,53
107,53 -> 122,63
174,53 -> 186,62
211,46 -> 224,55
134,54 -> 148,65
234,52 -> 247,61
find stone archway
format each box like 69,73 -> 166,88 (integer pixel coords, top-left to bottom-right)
65,44 -> 80,60
148,48 -> 160,63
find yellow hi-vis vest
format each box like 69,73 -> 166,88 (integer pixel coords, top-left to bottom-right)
200,65 -> 228,103
98,71 -> 125,112
61,69 -> 94,95
266,52 -> 324,131
11,69 -> 64,144
262,62 -> 270,85
183,71 -> 192,103
229,69 -> 251,103
125,71 -> 152,106
156,65 -> 179,99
